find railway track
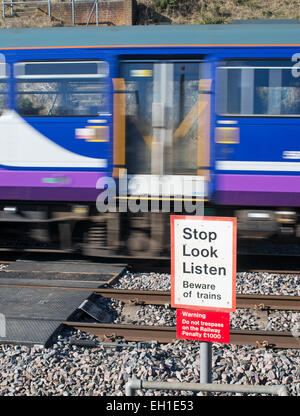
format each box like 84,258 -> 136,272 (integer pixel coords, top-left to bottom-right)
1,281 -> 298,349
93,288 -> 300,311
0,282 -> 298,311
65,287 -> 300,349
62,322 -> 299,349
0,258 -> 299,348
2,250 -> 300,277
2,251 -> 300,273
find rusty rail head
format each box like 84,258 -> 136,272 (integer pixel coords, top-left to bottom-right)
236,294 -> 300,311
0,280 -> 297,311
94,289 -> 300,311
93,288 -> 171,306
62,322 -> 300,349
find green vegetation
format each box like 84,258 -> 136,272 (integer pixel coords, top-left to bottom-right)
137,0 -> 300,25
153,0 -> 178,12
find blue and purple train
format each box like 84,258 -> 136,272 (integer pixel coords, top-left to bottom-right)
0,22 -> 300,256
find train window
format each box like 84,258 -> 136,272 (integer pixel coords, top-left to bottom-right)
217,60 -> 300,117
0,80 -> 6,116
14,61 -> 109,117
0,58 -> 8,115
121,60 -> 208,175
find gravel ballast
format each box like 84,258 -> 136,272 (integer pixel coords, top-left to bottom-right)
0,271 -> 299,396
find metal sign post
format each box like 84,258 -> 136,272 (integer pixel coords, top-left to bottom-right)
200,342 -> 212,385
171,215 -> 237,393
176,308 -> 230,392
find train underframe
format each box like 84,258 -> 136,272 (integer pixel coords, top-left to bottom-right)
0,201 -> 299,257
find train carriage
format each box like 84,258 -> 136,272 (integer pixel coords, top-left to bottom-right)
0,23 -> 300,256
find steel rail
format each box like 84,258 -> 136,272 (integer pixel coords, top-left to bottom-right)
235,293 -> 300,311
0,282 -> 298,311
62,322 -> 299,349
93,289 -> 300,311
245,269 -> 300,274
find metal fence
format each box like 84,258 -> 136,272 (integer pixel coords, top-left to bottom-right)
2,0 -> 101,26
2,0 -> 51,19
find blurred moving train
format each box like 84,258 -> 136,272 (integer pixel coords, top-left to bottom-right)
0,22 -> 300,257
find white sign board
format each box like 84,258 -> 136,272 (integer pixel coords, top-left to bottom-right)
171,216 -> 236,312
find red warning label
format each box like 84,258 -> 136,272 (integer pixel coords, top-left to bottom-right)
176,309 -> 230,344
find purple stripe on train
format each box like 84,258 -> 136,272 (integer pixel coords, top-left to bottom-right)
1,171 -> 300,205
216,174 -> 300,206
0,171 -> 107,201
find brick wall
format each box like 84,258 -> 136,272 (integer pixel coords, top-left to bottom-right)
40,0 -> 136,26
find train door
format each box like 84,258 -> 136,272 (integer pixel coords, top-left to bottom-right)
115,59 -> 213,201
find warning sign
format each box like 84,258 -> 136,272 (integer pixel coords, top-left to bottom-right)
176,309 -> 230,344
171,216 -> 236,312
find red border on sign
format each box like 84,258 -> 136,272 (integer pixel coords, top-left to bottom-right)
170,215 -> 237,312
